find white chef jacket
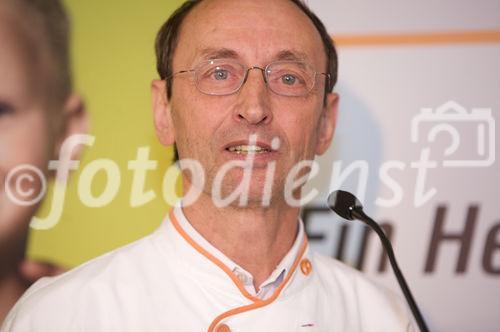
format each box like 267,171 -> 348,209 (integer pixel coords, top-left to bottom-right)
2,206 -> 415,332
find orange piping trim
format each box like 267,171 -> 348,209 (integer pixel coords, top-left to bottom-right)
169,210 -> 260,302
333,30 -> 500,47
206,236 -> 309,332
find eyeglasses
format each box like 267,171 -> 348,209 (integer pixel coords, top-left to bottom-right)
168,59 -> 330,97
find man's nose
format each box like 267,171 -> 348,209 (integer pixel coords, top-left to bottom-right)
233,68 -> 272,125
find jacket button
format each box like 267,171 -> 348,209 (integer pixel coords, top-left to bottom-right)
215,323 -> 231,332
300,258 -> 312,276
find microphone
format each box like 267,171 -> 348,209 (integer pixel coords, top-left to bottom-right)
327,190 -> 430,332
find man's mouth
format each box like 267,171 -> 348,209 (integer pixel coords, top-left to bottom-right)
226,145 -> 272,154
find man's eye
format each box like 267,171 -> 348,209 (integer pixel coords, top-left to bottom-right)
281,74 -> 297,85
213,69 -> 229,80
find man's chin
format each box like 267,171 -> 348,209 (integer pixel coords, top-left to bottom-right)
206,182 -> 284,209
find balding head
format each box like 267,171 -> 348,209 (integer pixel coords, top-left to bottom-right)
156,0 -> 337,100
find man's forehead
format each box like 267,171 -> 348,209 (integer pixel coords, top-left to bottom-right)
175,0 -> 325,67
193,0 -> 299,16
184,0 -> 317,37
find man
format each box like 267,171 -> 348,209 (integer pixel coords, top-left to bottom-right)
3,0 -> 414,331
0,0 -> 87,324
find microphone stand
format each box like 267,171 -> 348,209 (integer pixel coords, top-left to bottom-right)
351,207 -> 430,332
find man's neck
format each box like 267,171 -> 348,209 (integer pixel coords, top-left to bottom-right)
182,193 -> 300,290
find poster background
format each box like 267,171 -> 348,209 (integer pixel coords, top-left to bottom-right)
305,1 -> 500,331
28,1 -> 500,331
29,0 -> 184,266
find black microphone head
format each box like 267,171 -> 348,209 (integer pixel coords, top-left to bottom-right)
327,190 -> 364,220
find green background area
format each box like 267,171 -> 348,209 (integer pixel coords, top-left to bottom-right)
28,0 -> 184,267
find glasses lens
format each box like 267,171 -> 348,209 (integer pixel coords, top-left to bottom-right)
266,62 -> 315,96
195,60 -> 245,95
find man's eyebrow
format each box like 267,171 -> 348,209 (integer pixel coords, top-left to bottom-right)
274,50 -> 310,62
196,48 -> 309,61
197,47 -> 240,60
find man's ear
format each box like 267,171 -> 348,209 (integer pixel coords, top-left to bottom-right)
151,79 -> 175,146
53,94 -> 89,160
315,92 -> 339,155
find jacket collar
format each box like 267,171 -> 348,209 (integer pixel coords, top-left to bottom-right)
152,205 -> 314,304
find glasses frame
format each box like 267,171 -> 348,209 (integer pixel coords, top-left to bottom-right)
167,59 -> 331,97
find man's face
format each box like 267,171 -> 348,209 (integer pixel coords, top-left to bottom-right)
158,0 -> 337,205
0,5 -> 58,260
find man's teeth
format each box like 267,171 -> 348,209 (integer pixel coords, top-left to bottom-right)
228,145 -> 270,154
